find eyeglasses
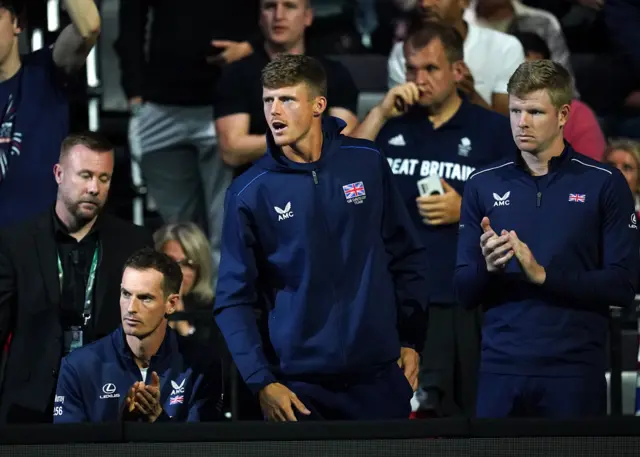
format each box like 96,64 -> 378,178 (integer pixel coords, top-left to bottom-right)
176,258 -> 196,269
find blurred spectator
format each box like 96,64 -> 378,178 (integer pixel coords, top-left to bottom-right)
514,31 -> 605,161
603,139 -> 640,213
357,22 -> 513,417
153,223 -> 216,342
115,1 -> 260,286
464,0 -> 577,96
214,0 -> 359,173
388,0 -> 525,115
0,0 -> 100,229
54,248 -> 223,423
0,132 -> 152,423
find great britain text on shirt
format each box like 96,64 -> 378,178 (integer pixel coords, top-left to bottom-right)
386,157 -> 476,181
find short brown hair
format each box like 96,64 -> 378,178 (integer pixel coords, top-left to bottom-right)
261,54 -> 327,98
507,60 -> 573,110
404,21 -> 464,64
59,131 -> 114,161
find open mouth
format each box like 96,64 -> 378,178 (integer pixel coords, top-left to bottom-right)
272,121 -> 287,133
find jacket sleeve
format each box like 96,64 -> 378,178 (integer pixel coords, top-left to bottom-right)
214,191 -> 277,394
379,153 -> 429,350
53,358 -> 88,423
453,177 -> 497,308
542,170 -> 639,309
113,0 -> 150,99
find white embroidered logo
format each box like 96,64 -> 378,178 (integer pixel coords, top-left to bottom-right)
458,137 -> 471,157
493,191 -> 510,207
388,134 -> 406,146
171,379 -> 186,396
275,202 -> 294,221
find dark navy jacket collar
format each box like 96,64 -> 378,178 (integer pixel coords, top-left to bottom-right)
112,325 -> 177,364
261,116 -> 346,173
514,141 -> 575,174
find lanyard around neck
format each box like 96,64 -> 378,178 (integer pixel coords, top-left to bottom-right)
57,246 -> 99,325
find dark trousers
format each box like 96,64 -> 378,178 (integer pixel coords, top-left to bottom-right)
418,304 -> 482,417
476,373 -> 607,418
284,363 -> 413,420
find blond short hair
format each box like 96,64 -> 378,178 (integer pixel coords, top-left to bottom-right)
153,222 -> 214,303
507,60 -> 573,110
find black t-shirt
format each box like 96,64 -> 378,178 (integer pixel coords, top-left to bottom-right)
52,208 -> 100,327
213,46 -> 359,135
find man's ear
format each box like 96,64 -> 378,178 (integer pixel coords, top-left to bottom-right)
312,96 -> 327,117
558,103 -> 571,129
452,61 -> 465,84
53,163 -> 63,185
165,294 -> 180,316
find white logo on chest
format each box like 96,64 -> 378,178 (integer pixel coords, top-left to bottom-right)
171,379 -> 186,396
493,191 -> 510,207
274,202 -> 294,221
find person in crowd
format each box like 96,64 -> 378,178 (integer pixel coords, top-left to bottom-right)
0,132 -> 153,423
153,222 -> 215,341
513,31 -> 605,161
115,1 -> 261,287
53,248 -> 223,423
355,22 -> 513,418
0,0 -> 101,228
214,54 -> 428,421
603,139 -> 640,214
214,0 -> 360,174
464,0 -> 576,93
455,60 -> 639,418
387,0 -> 525,115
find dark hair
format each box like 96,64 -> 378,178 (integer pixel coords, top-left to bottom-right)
404,21 -> 464,63
261,54 -> 327,98
59,131 -> 114,161
123,247 -> 183,299
0,0 -> 25,27
513,32 -> 551,60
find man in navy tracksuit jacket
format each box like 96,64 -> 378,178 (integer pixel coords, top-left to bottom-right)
355,22 -> 514,417
455,60 -> 639,418
54,248 -> 223,423
214,54 -> 429,421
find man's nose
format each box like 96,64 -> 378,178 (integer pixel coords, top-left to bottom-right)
270,99 -> 282,115
86,177 -> 99,195
274,4 -> 286,20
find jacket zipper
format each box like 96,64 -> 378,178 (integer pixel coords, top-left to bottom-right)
536,191 -> 542,207
311,170 -> 345,366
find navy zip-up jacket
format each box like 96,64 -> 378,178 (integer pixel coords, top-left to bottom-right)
455,144 -> 639,376
214,117 -> 429,394
375,100 -> 513,304
53,327 -> 223,423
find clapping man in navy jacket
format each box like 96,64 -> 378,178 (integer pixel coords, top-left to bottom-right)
214,54 -> 429,421
53,248 -> 223,423
455,60 -> 639,418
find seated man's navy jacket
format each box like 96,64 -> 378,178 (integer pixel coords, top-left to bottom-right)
53,326 -> 223,423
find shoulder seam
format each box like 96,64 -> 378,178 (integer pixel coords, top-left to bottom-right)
469,161 -> 515,180
340,145 -> 381,155
570,158 -> 612,175
237,171 -> 270,196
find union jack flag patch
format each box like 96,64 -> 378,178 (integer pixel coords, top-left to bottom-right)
342,182 -> 366,204
568,193 -> 586,203
169,395 -> 184,405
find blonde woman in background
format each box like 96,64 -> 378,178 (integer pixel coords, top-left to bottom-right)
154,223 -> 215,339
603,139 -> 640,214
